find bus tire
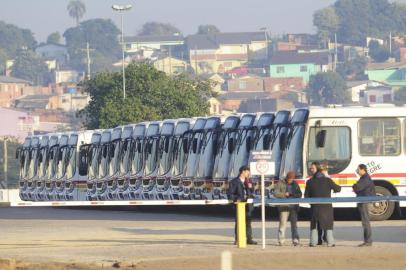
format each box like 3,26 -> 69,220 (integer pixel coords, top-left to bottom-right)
368,186 -> 395,221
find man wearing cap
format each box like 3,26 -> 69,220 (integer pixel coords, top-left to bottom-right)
228,165 -> 257,245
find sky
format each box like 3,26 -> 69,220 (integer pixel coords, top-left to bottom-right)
0,0 -> 338,42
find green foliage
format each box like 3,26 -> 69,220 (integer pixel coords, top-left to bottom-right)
314,0 -> 406,46
0,21 -> 37,58
0,138 -> 20,188
0,48 -> 7,74
47,32 -> 61,44
313,7 -> 339,42
306,72 -> 349,105
67,0 -> 86,26
197,25 -> 220,35
394,87 -> 406,105
79,62 -> 212,129
11,49 -> 51,86
63,19 -> 120,73
368,40 -> 390,62
138,22 -> 182,36
337,55 -> 368,79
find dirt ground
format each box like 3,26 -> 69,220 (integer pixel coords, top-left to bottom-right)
1,207 -> 405,270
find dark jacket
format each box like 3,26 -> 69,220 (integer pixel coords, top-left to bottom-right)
274,179 -> 302,212
304,172 -> 341,230
228,177 -> 252,202
353,173 -> 375,197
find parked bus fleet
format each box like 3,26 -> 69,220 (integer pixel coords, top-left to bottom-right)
17,106 -> 406,221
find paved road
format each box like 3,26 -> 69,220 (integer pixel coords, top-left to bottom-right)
0,206 -> 406,269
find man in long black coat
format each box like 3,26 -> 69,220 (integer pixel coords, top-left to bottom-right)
305,162 -> 341,247
228,165 -> 257,245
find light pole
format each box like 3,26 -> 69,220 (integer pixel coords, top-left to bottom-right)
112,4 -> 132,99
260,27 -> 270,75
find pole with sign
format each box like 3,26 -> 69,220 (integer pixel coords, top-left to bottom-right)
250,151 -> 274,250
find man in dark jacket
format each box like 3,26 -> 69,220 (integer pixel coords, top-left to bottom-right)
274,171 -> 302,246
228,165 -> 257,245
305,162 -> 341,247
353,164 -> 375,247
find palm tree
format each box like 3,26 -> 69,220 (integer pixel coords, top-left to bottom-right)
67,0 -> 86,26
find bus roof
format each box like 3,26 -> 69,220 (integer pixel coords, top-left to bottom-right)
308,106 -> 406,118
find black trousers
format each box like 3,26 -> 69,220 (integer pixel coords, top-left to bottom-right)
234,204 -> 253,241
358,203 -> 372,243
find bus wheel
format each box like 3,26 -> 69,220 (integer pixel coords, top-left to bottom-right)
368,186 -> 395,221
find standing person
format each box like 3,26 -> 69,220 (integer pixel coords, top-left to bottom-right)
317,164 -> 330,245
353,164 -> 375,247
274,171 -> 302,246
228,165 -> 257,245
305,162 -> 341,247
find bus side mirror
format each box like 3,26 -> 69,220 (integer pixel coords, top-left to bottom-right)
58,149 -> 63,161
137,141 -> 142,152
109,144 -> 115,157
192,138 -> 198,153
316,130 -> 327,148
15,149 -> 20,159
246,136 -> 252,152
50,150 -> 54,160
279,133 -> 287,151
147,142 -> 153,154
228,138 -> 235,154
182,138 -> 189,153
164,137 -> 170,153
123,140 -> 128,150
38,152 -> 43,162
79,148 -> 88,175
102,145 -> 108,158
263,134 -> 271,150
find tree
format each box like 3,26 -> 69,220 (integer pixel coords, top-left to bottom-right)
368,40 -> 390,62
197,25 -> 220,35
313,7 -> 339,44
63,19 -> 120,73
0,21 -> 37,58
337,55 -> 368,79
47,32 -> 61,44
314,0 -> 406,46
11,49 -> 52,86
138,22 -> 181,36
306,72 -> 349,105
79,62 -> 212,129
394,87 -> 406,105
67,0 -> 86,26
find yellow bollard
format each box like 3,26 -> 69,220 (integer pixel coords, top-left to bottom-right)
236,202 -> 247,248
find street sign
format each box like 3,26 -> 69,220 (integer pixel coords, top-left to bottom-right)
250,160 -> 275,176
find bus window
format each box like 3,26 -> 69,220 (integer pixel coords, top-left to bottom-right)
358,118 -> 400,156
308,127 -> 351,174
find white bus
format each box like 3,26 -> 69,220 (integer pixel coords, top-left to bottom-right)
279,106 -> 406,220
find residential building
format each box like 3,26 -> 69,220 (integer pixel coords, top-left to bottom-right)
35,43 -> 69,64
227,75 -> 264,92
263,77 -> 304,92
218,91 -> 271,112
0,76 -> 30,107
186,32 -> 268,74
14,94 -> 60,111
0,107 -> 39,142
269,51 -> 332,83
200,73 -> 225,93
153,56 -> 188,75
124,35 -> 185,59
365,62 -> 406,86
58,93 -> 90,112
346,81 -> 369,103
239,98 -> 295,113
359,85 -> 393,105
208,97 -> 222,115
54,70 -> 82,84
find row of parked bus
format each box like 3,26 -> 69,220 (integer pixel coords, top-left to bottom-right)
17,106 -> 406,220
18,111 -> 289,202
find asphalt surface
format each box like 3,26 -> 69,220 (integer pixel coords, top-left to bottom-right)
0,206 -> 406,269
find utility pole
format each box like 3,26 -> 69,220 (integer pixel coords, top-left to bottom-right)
1,137 -> 9,189
389,31 -> 392,56
112,4 -> 132,100
86,42 -> 91,80
194,46 -> 198,75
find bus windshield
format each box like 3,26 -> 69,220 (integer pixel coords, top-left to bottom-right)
280,125 -> 305,178
56,145 -> 70,179
65,145 -> 77,179
98,143 -> 110,178
47,145 -> 58,179
109,139 -> 122,177
119,138 -> 132,175
88,144 -> 101,180
229,127 -> 255,178
144,136 -> 159,176
212,129 -> 237,179
184,130 -> 205,178
27,145 -> 39,179
37,146 -> 48,178
195,129 -> 218,178
171,135 -> 188,176
130,138 -> 145,175
158,135 -> 174,176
